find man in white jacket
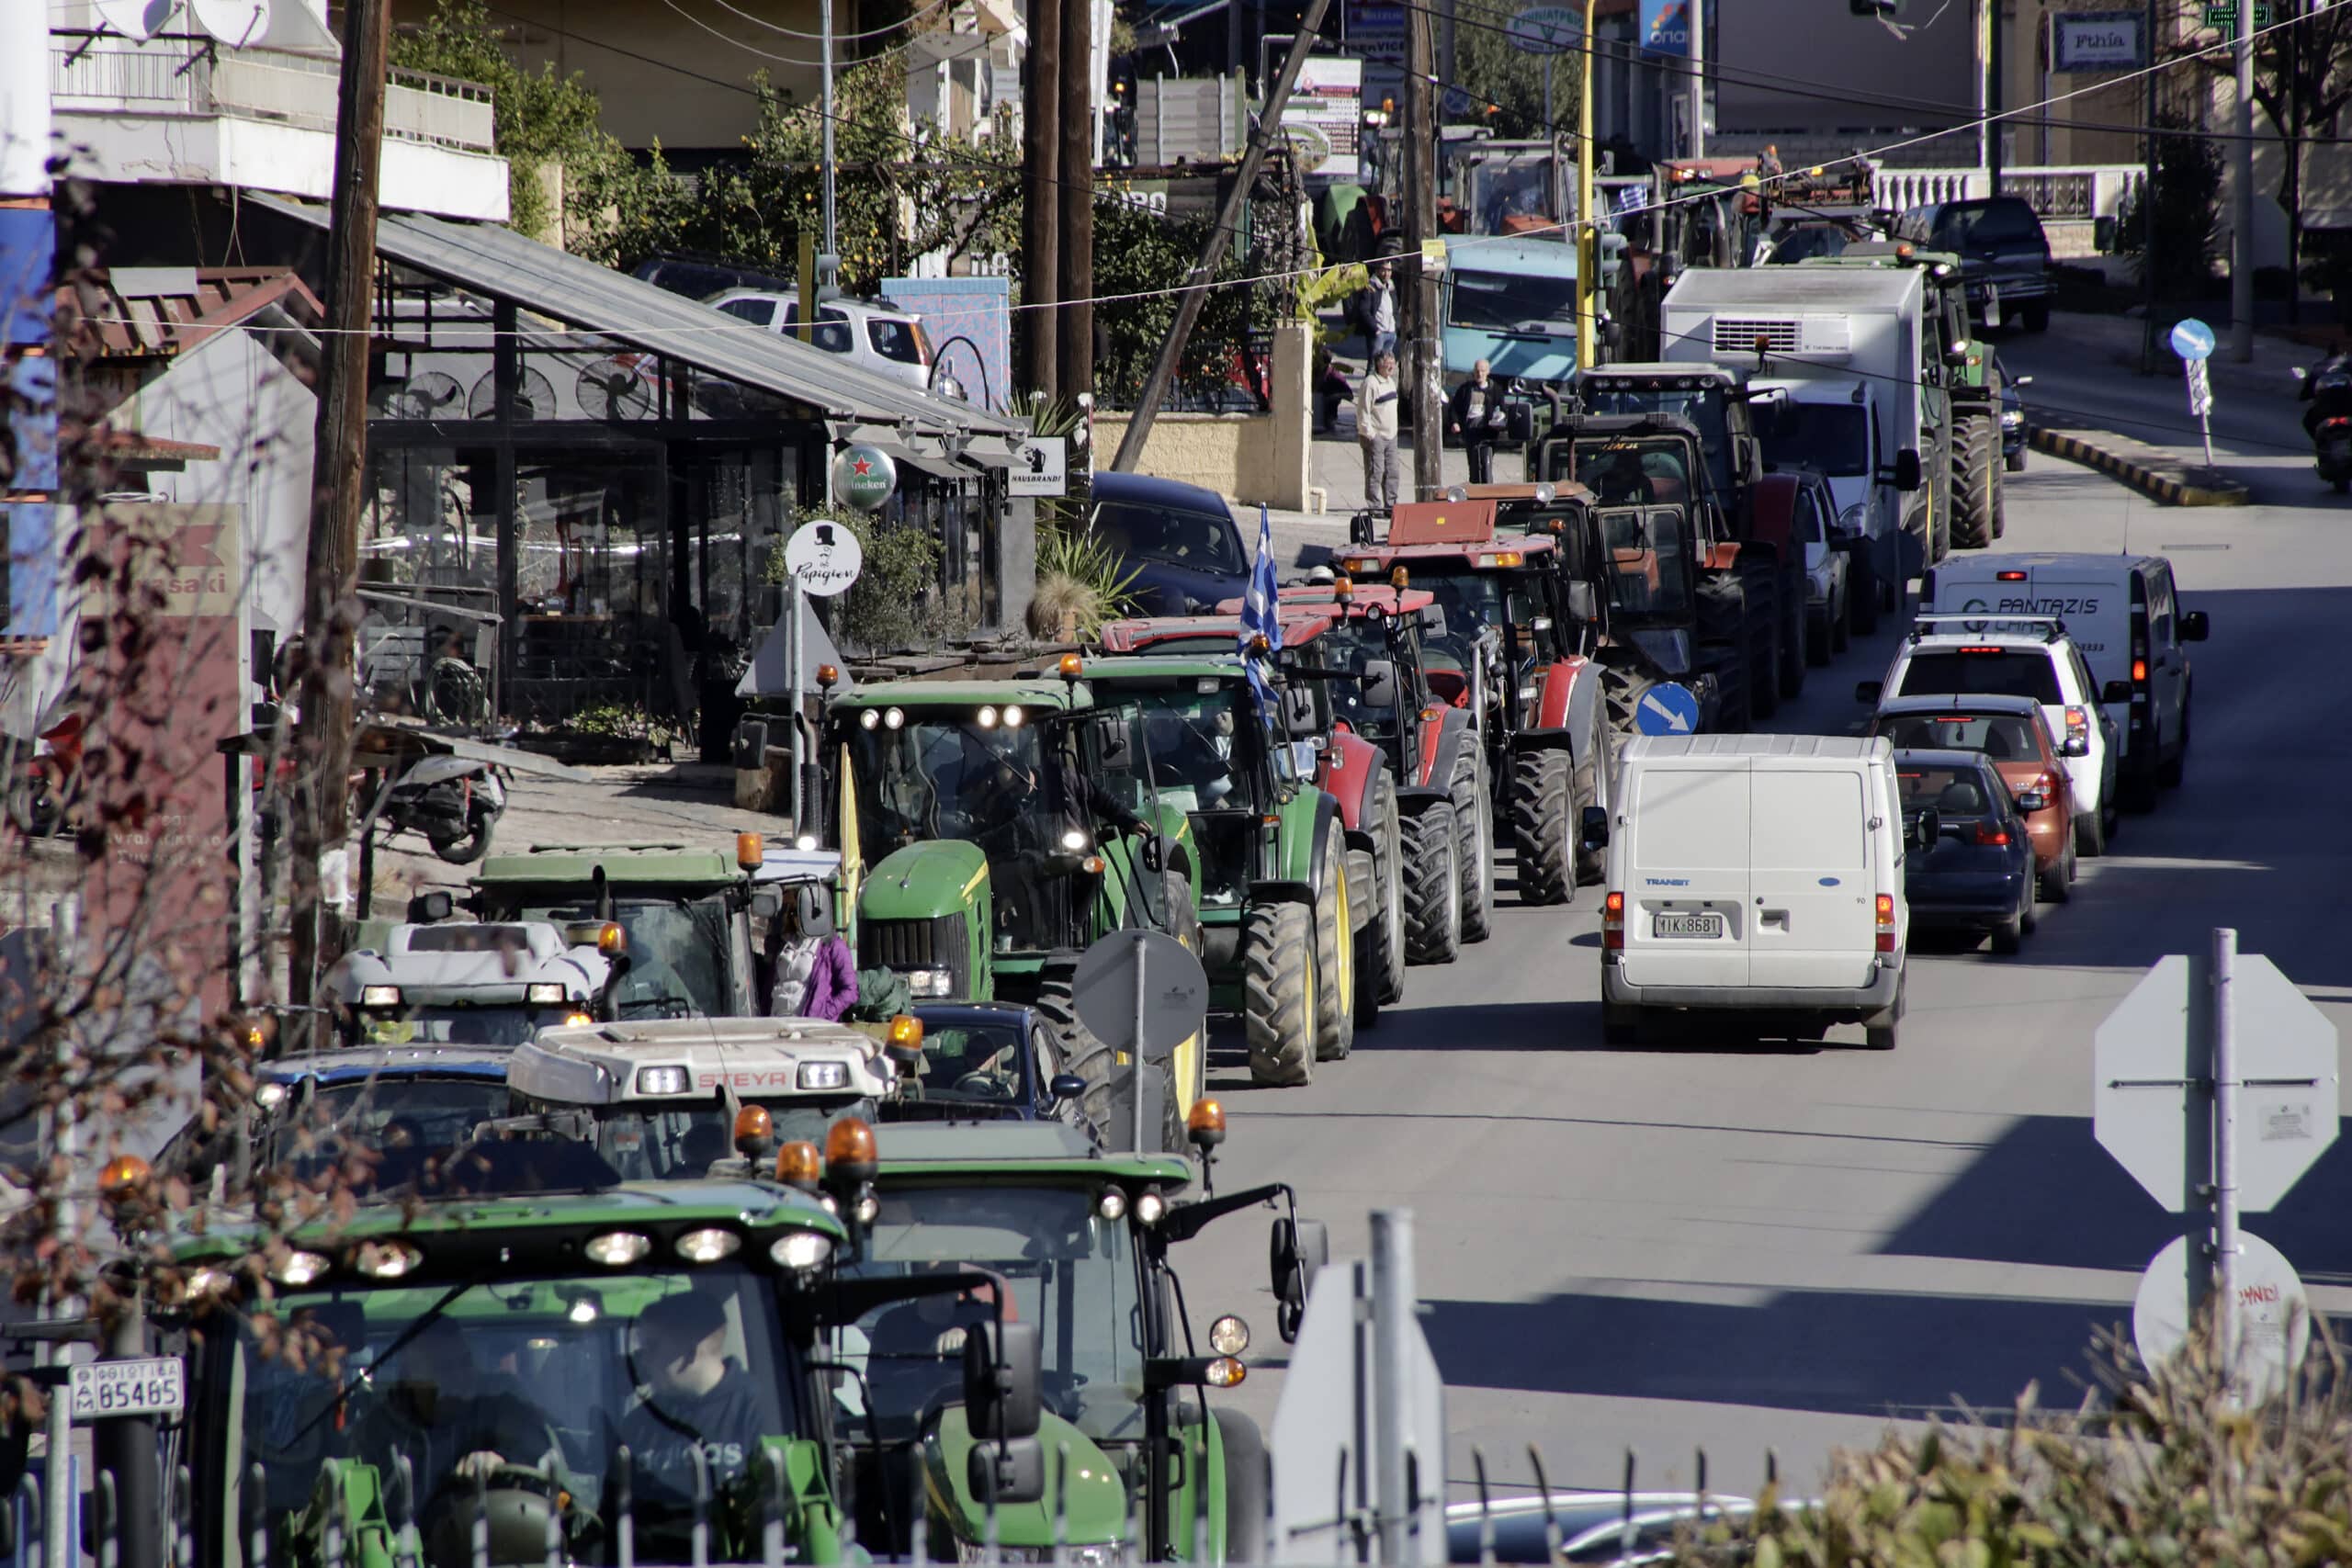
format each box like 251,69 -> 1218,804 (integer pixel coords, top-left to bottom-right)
1354,351 -> 1402,512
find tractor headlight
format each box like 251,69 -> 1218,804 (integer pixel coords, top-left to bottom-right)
2001,408 -> 2023,428
860,709 -> 880,730
771,1231 -> 835,1270
901,967 -> 954,998
526,983 -> 567,1005
271,1250 -> 332,1287
635,1066 -> 691,1095
358,986 -> 401,1009
1001,705 -> 1024,728
797,1060 -> 851,1090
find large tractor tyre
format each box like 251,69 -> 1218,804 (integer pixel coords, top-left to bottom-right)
1310,821 -> 1355,1063
1216,1409 -> 1272,1562
1348,848 -> 1383,1032
1448,745 -> 1495,942
1242,900 -> 1317,1088
1736,560 -> 1782,720
1693,575 -> 1751,732
1991,461 -> 2009,536
1510,748 -> 1577,906
1042,957 -> 1183,1149
1600,664 -> 1657,750
1400,803 -> 1464,965
1162,867 -> 1206,1107
1362,768 -> 1408,1008
1950,415 -> 1996,551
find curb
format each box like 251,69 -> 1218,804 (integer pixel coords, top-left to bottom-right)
2028,425 -> 2250,507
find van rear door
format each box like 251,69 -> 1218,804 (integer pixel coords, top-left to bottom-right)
1623,762 -> 1749,988
1928,563 -> 2127,714
1747,764 -> 1877,988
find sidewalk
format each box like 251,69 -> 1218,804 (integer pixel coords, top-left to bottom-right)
2042,310 -> 2330,400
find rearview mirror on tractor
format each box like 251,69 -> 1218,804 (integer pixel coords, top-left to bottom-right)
1270,1216 -> 1328,1343
1281,682 -> 1320,738
963,1320 -> 1042,1441
1360,660 -> 1400,711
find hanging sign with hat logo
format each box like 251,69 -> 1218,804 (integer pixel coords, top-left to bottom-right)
784,518 -> 865,597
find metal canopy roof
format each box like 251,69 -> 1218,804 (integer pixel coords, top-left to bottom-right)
253,194 -> 1020,443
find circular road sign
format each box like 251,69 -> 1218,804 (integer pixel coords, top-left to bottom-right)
1507,4 -> 1581,51
831,443 -> 898,513
2133,1229 -> 2310,1400
1072,929 -> 1208,1061
1634,681 -> 1700,737
783,519 -> 865,598
2169,318 -> 2217,362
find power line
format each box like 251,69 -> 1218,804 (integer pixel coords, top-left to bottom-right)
691,0 -> 959,45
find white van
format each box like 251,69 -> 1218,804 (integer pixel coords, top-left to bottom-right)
1920,553 -> 2209,807
1581,735 -> 1913,1049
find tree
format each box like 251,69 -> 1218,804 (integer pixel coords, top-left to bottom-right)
1453,13 -> 1579,140
2116,114 -> 2223,300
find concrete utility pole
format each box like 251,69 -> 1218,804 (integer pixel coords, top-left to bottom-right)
1023,0 -> 1063,400
288,0 -> 392,1015
820,0 -> 839,288
1574,0 -> 1598,368
2229,0 -> 2255,360
1405,0 -> 1442,500
1057,0 -> 1096,401
1107,0 -> 1334,470
1986,0 -> 2004,192
1686,0 -> 1705,159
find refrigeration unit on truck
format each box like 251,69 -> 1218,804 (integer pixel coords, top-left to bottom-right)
1658,265 -> 1939,589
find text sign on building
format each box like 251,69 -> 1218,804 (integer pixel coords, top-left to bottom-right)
2051,11 -> 2146,71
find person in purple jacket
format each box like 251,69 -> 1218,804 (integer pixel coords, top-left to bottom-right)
766,883 -> 858,1021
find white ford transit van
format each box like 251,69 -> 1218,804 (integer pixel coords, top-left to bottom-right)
1582,735 -> 1912,1049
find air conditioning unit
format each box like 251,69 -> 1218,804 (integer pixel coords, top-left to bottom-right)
1710,315 -> 1852,360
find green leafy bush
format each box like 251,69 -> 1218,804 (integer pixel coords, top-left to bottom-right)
765,505 -> 950,654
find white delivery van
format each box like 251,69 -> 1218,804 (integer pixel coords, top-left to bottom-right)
1920,553 -> 2210,807
1582,734 -> 1913,1049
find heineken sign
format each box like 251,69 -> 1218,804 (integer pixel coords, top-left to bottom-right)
831,443 -> 898,513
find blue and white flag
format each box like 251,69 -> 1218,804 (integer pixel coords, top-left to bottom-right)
1238,504 -> 1283,713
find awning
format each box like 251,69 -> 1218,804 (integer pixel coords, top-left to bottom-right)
251,195 -> 1022,442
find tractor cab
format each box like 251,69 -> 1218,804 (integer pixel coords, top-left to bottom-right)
508,1015 -> 900,1175
322,917 -> 624,1045
1250,582 -> 1448,772
1532,413 -> 1711,635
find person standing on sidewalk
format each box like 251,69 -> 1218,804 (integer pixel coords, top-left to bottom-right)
1353,260 -> 1398,360
1355,351 -> 1402,512
1448,359 -> 1507,484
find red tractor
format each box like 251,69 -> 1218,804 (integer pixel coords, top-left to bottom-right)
1331,498 -> 1611,903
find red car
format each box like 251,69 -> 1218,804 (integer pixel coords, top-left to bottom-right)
1869,693 -> 2079,902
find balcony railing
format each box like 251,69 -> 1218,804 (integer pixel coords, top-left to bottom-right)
51,33 -> 495,153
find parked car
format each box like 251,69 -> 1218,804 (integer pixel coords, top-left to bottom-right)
707,290 -> 936,392
1893,196 -> 2052,332
1869,694 -> 2077,902
1444,1490 -> 1760,1563
1754,469 -> 1850,664
1995,354 -> 2030,470
1894,749 -> 2040,954
1087,469 -> 1253,617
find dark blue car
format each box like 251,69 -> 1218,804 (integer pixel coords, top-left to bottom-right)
895,1002 -> 1102,1141
1895,749 -> 2040,954
1088,470 -> 1252,618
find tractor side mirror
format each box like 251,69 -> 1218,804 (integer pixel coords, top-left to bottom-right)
1578,805 -> 1609,852
1565,581 -> 1598,624
1890,448 -> 1923,492
750,886 -> 784,920
406,890 -> 454,923
1281,682 -> 1320,739
1270,1216 -> 1329,1343
963,1320 -> 1042,1441
1359,660 -> 1400,711
1418,604 -> 1449,637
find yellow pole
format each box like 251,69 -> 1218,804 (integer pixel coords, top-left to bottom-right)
1573,0 -> 1598,371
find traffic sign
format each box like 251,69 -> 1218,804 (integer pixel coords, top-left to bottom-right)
2169,317 -> 2217,362
2094,952 -> 2337,1213
1634,682 -> 1699,736
2200,2 -> 2270,26
1072,929 -> 1207,1058
1506,4 -> 1581,51
2133,1230 -> 2309,1398
830,443 -> 898,512
1008,436 -> 1069,498
783,519 -> 865,598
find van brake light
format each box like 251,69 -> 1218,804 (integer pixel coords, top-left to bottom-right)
2132,659 -> 2147,683
1996,570 -> 2027,581
1603,891 -> 1625,952
1875,893 -> 1896,953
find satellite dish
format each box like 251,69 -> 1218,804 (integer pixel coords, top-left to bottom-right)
92,0 -> 182,41
467,367 -> 559,422
186,0 -> 271,47
575,356 -> 657,421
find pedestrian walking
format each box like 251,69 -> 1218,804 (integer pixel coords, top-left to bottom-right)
1355,351 -> 1402,512
1447,358 -> 1507,485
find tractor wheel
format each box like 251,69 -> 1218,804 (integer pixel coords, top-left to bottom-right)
1510,748 -> 1577,906
1694,574 -> 1750,732
1448,743 -> 1494,942
1361,767 -> 1407,1008
1348,848 -> 1382,1032
1737,559 -> 1781,720
1571,747 -> 1602,886
1242,899 -> 1317,1088
1951,414 -> 1996,551
1162,866 -> 1205,1108
1401,802 -> 1463,965
1600,664 -> 1657,750
1311,819 -> 1355,1062
1042,955 -> 1182,1149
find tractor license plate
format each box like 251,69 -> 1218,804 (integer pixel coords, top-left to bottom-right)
70,1358 -> 185,1421
1653,912 -> 1724,939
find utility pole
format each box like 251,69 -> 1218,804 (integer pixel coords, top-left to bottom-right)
288,0 -> 391,1015
1987,0 -> 2005,192
2229,0 -> 2255,360
1107,0 -> 1334,469
1023,0 -> 1064,400
2139,0 -> 2158,371
1405,0 -> 1442,500
1057,0 -> 1096,401
820,0 -> 838,289
2211,926 -> 2242,1382
1686,0 -> 1705,159
1574,0 -> 1598,369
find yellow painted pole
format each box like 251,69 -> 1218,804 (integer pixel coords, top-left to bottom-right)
1573,0 -> 1598,370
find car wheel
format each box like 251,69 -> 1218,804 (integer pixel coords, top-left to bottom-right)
1830,591 -> 1851,654
2022,302 -> 2050,333
2158,700 -> 2188,787
1991,914 -> 2024,954
1848,555 -> 1880,635
2006,448 -> 2027,474
2040,846 -> 2072,904
2075,807 -> 2106,858
1807,608 -> 1831,666
1861,975 -> 1904,1051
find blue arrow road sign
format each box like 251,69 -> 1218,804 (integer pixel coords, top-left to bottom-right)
1635,682 -> 1700,736
2169,318 -> 2216,362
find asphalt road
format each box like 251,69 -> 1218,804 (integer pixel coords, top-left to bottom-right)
1181,425 -> 2352,1501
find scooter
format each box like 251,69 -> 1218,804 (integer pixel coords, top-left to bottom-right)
2316,414 -> 2352,495
370,754 -> 509,863
2294,356 -> 2352,494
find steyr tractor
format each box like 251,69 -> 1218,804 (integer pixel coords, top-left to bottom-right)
1084,633 -> 1393,1085
812,663 -> 1204,1148
832,1113 -> 1322,1564
1334,499 -> 1611,901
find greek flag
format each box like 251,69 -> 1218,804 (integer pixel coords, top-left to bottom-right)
1238,504 -> 1283,712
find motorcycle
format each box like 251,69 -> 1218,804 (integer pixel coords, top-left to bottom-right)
2316,415 -> 2352,496
368,753 -> 509,864
2294,355 -> 2352,494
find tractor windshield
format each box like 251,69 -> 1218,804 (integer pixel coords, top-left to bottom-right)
837,1183 -> 1147,1445
352,1005 -> 582,1048
198,1264 -> 809,1563
1576,385 -> 1732,497
576,1095 -> 879,1178
260,1075 -> 512,1188
1133,682 -> 1256,906
1560,435 -> 1696,509
1313,617 -> 1418,742
492,897 -> 734,1020
1593,505 -> 1697,625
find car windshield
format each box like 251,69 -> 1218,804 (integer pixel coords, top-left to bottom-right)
585,1096 -> 876,1179
1091,502 -> 1247,575
1593,505 -> 1695,622
1896,764 -> 1996,817
261,1076 -> 511,1185
1894,650 -> 2062,705
1762,402 -> 1870,478
354,1006 -> 580,1048
915,1021 -> 1029,1103
1874,711 -> 2045,761
1448,269 -> 1577,333
838,1184 -> 1145,1444
503,898 -> 731,1021
1933,200 -> 2041,250
206,1265 -> 805,1562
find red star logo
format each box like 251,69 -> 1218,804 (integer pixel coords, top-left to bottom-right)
853,458 -> 873,476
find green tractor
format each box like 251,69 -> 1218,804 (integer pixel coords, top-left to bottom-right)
1080,640 -> 1389,1085
159,1162 -> 867,1564
814,666 -> 1204,1146
831,1117 -> 1321,1563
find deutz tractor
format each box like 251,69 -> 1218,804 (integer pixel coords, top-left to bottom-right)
1231,581 -> 1486,967
1335,498 -> 1611,901
814,662 -> 1203,1147
829,1113 -> 1323,1564
1082,637 -> 1388,1086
